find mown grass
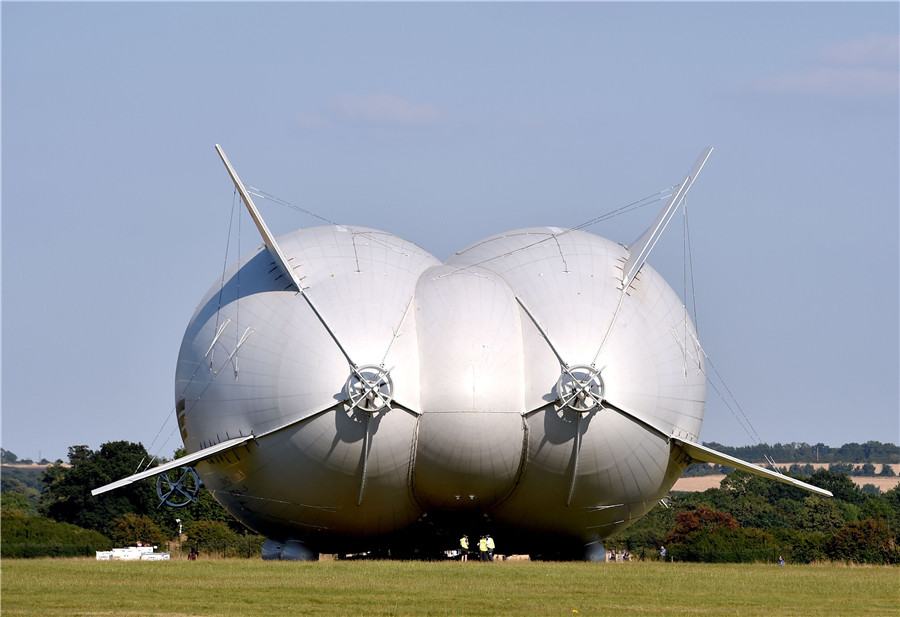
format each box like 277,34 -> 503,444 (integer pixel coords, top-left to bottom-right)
2,558 -> 897,617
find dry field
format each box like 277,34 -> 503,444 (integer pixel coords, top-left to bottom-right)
672,463 -> 900,493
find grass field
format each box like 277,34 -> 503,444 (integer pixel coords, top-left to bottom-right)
2,559 -> 897,617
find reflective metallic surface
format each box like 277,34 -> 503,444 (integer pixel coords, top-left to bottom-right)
93,147 -> 830,560
175,224 -> 704,557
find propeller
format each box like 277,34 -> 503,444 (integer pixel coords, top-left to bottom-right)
345,365 -> 393,414
556,365 -> 604,413
554,365 -> 607,506
343,365 -> 394,505
156,466 -> 202,508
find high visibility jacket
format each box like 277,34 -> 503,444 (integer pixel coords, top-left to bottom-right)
486,537 -> 495,550
479,538 -> 488,551
460,537 -> 468,549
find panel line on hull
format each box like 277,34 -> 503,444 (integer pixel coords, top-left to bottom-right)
585,519 -> 626,530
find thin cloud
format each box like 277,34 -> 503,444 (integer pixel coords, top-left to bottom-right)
819,33 -> 899,68
758,66 -> 898,99
333,93 -> 445,127
753,34 -> 899,99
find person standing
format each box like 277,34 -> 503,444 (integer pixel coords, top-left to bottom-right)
486,535 -> 495,561
478,536 -> 488,561
459,535 -> 469,562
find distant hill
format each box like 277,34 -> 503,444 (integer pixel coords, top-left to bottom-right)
1,448 -> 54,466
1,464 -> 47,493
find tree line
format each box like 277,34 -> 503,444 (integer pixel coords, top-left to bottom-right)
2,440 -> 899,563
605,469 -> 900,564
682,461 -> 896,479
700,440 -> 899,464
1,441 -> 260,558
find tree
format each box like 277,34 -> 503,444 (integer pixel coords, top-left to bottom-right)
1,477 -> 40,514
0,511 -> 112,558
185,520 -> 235,549
807,469 -> 866,505
827,518 -> 900,564
719,470 -> 807,503
1,492 -> 36,516
729,495 -> 792,531
182,520 -> 263,558
38,441 -> 250,540
797,495 -> 844,535
773,529 -> 829,564
39,442 -> 159,535
605,497 -> 680,557
860,483 -> 881,495
109,513 -> 167,547
666,506 -> 738,546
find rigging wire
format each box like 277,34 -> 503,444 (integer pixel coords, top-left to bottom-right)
136,189 -> 244,474
247,185 -> 338,226
436,187 -> 677,278
702,351 -> 765,445
684,203 -> 700,335
248,184 -> 677,278
235,187 -> 242,376
139,175 -> 775,473
133,406 -> 179,475
210,189 -> 240,370
679,196 -> 764,449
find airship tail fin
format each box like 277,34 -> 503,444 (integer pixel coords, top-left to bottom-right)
623,147 -> 713,288
90,435 -> 254,496
215,144 -> 305,292
672,437 -> 833,497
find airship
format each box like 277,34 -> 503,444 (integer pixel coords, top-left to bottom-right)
94,146 -> 830,561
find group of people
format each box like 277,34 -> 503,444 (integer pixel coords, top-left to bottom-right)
458,534 -> 495,562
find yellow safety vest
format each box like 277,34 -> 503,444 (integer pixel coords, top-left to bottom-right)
479,538 -> 488,551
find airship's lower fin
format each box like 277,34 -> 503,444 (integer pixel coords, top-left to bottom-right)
90,435 -> 254,497
623,147 -> 712,288
215,144 -> 304,292
672,437 -> 833,497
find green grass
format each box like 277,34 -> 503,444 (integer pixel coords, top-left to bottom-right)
2,559 -> 898,617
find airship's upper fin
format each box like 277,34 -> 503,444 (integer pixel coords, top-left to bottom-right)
90,435 -> 254,497
623,147 -> 712,288
672,437 -> 834,497
215,144 -> 304,292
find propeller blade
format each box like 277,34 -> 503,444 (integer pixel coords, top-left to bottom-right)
357,413 -> 373,506
566,413 -> 584,506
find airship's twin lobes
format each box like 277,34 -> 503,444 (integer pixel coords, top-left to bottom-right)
176,223 -> 705,558
87,147 -> 828,558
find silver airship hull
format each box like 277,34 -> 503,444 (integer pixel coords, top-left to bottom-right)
175,224 -> 703,557
92,147 -> 831,560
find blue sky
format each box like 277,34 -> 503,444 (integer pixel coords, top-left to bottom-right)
2,2 -> 897,462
